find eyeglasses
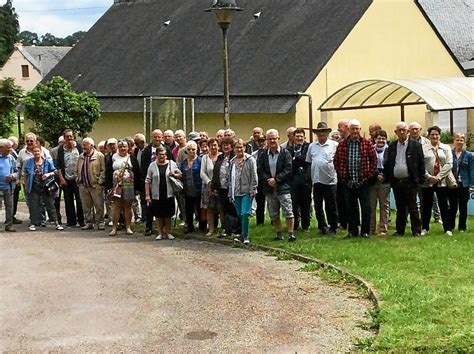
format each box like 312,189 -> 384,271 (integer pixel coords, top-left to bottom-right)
26,140 -> 34,143
187,148 -> 196,151
429,133 -> 440,136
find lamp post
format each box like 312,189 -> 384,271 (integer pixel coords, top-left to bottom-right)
206,0 -> 242,128
16,102 -> 24,140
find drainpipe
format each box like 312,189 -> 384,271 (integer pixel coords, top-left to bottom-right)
297,92 -> 313,142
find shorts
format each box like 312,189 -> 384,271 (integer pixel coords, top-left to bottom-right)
266,190 -> 294,220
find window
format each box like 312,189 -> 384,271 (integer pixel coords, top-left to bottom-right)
21,65 -> 29,78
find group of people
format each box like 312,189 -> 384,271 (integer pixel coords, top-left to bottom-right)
1,119 -> 473,243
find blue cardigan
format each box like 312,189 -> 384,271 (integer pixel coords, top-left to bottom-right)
452,149 -> 474,188
23,157 -> 56,194
180,156 -> 202,194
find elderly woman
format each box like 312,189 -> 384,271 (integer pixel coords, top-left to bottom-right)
228,139 -> 258,244
421,126 -> 453,236
145,146 -> 178,240
200,138 -> 221,236
448,133 -> 474,232
176,140 -> 206,233
105,139 -> 141,236
23,146 -> 63,231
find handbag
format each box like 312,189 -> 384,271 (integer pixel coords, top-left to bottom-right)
169,176 -> 183,193
44,175 -> 59,194
446,171 -> 458,189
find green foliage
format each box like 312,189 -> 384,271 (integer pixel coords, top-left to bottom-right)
18,30 -> 39,45
0,77 -> 23,137
23,76 -> 101,145
0,0 -> 19,65
440,130 -> 454,144
19,30 -> 86,46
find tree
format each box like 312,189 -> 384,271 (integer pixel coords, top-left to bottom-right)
0,77 -> 23,137
19,30 -> 39,45
40,32 -> 61,46
0,0 -> 20,65
23,76 -> 101,145
62,31 -> 86,46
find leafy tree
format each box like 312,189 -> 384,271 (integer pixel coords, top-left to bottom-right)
23,76 -> 101,145
62,31 -> 86,46
0,77 -> 23,137
0,0 -> 19,65
18,30 -> 39,45
40,32 -> 61,46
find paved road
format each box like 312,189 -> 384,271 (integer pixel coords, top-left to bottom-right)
0,224 -> 373,352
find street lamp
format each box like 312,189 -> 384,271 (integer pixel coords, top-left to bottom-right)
206,0 -> 242,128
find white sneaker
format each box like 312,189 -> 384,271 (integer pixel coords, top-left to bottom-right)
29,225 -> 36,231
56,224 -> 64,231
108,221 -> 113,226
243,239 -> 250,245
155,234 -> 162,240
420,229 -> 428,236
445,230 -> 453,236
167,234 -> 175,240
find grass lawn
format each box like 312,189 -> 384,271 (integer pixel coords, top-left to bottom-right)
247,215 -> 474,351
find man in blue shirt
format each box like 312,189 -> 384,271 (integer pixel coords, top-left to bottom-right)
0,139 -> 18,232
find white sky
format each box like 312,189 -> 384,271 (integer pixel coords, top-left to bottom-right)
11,0 -> 111,38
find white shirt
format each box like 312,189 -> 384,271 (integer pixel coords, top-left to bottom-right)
305,139 -> 338,185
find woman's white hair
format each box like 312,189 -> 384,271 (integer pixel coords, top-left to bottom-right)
186,140 -> 197,149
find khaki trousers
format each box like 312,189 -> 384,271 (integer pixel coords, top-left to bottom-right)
369,182 -> 391,234
79,185 -> 105,226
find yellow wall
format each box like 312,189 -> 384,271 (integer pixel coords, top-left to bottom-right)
0,48 -> 42,91
89,112 -> 144,141
296,0 -> 465,135
196,113 -> 296,140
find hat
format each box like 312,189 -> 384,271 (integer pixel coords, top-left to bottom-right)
312,122 -> 332,133
107,138 -> 118,145
188,132 -> 200,141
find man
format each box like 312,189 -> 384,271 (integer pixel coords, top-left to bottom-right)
199,131 -> 209,140
280,127 -> 296,149
163,130 -> 176,151
306,122 -> 338,235
368,123 -> 382,144
384,122 -> 425,236
104,138 -> 118,223
76,137 -> 106,230
287,128 -> 312,231
337,119 -> 350,141
172,130 -> 187,163
140,129 -> 172,235
57,129 -> 84,227
7,136 -> 22,225
408,121 -> 429,146
223,129 -> 235,139
0,139 -> 18,232
245,127 -> 264,154
257,129 -> 295,242
251,135 -> 267,225
133,133 -> 147,169
336,119 -> 350,229
97,140 -> 107,155
133,133 -> 148,222
50,135 -> 65,224
334,119 -> 377,238
215,129 -> 225,143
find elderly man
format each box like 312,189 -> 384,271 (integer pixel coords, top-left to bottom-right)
257,129 -> 295,242
8,136 -> 22,224
0,139 -> 18,232
57,129 -> 84,227
280,127 -> 296,149
336,119 -> 350,229
306,122 -> 338,235
245,127 -> 264,154
334,119 -> 377,238
76,138 -> 106,230
408,121 -> 429,146
384,122 -> 425,236
368,123 -> 382,144
172,130 -> 187,164
163,130 -> 176,151
337,119 -> 350,141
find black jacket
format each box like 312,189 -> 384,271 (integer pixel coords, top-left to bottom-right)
383,139 -> 425,185
257,147 -> 292,195
104,154 -> 142,192
211,152 -> 235,192
287,142 -> 311,184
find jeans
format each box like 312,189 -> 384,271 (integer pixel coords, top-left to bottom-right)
313,183 -> 338,232
27,189 -> 57,226
0,188 -> 13,228
233,194 -> 252,240
447,186 -> 470,231
63,179 -> 84,226
185,194 -> 206,232
343,183 -> 371,236
392,179 -> 421,235
421,186 -> 450,232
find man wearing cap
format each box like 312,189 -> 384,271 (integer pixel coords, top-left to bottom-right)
306,122 -> 339,235
334,119 -> 377,238
288,128 -> 312,231
257,129 -> 295,242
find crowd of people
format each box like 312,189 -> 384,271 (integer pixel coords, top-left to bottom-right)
1,119 -> 473,243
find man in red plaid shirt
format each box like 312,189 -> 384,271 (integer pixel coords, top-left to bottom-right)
334,119 -> 377,238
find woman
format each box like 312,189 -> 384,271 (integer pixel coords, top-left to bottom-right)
448,133 -> 474,232
176,140 -> 206,233
145,146 -> 178,240
198,139 -> 209,156
421,126 -> 453,236
200,138 -> 221,236
23,146 -> 63,231
228,139 -> 258,244
369,130 -> 390,236
211,137 -> 237,237
105,139 -> 141,236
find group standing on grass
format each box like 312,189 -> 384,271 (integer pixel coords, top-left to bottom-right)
1,120 -> 473,243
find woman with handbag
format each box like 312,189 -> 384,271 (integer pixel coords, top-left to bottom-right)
145,146 -> 179,240
200,138 -> 221,236
421,126 -> 453,236
23,146 -> 64,231
228,139 -> 258,244
106,139 -> 141,236
175,140 -> 206,234
448,133 -> 474,232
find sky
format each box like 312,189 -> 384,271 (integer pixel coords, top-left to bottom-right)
11,0 -> 111,38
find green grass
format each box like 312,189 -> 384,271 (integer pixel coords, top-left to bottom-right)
247,216 -> 474,351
